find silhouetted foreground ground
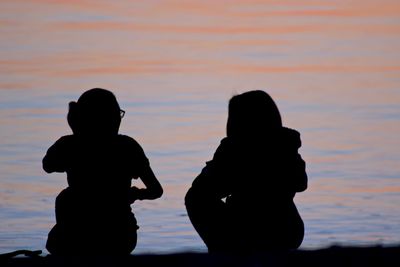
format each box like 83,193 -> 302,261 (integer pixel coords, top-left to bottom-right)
1,245 -> 399,267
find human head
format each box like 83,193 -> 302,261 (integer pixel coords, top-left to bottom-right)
226,90 -> 282,138
67,88 -> 122,136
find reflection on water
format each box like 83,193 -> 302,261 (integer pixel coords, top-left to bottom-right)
1,0 -> 400,254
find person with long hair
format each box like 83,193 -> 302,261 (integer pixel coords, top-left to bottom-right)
185,90 -> 307,253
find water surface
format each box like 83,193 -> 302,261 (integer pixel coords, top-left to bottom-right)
1,0 -> 400,254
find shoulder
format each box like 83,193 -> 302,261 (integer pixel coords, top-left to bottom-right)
117,134 -> 146,153
56,135 -> 74,141
211,137 -> 237,163
214,137 -> 230,154
280,127 -> 302,149
117,134 -> 141,145
43,135 -> 74,165
50,135 -> 75,148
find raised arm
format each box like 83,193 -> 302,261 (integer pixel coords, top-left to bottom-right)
128,165 -> 163,203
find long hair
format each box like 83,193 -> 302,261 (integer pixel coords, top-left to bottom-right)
67,88 -> 121,136
226,90 -> 282,138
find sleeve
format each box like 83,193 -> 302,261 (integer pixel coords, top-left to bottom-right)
291,153 -> 308,192
42,136 -> 70,173
285,129 -> 308,192
278,127 -> 308,193
190,138 -> 233,199
125,136 -> 150,178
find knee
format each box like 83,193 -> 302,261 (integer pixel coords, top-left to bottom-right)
184,187 -> 198,207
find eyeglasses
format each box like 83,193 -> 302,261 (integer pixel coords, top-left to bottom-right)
120,109 -> 125,118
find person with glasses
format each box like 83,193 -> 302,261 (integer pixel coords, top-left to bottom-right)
43,88 -> 163,256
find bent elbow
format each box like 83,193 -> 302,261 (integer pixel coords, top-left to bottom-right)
42,158 -> 54,173
297,182 -> 308,192
296,174 -> 308,192
155,186 -> 163,199
148,185 -> 163,200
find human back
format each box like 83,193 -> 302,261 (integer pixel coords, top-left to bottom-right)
185,90 -> 307,252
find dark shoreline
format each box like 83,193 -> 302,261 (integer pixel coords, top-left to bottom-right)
2,245 -> 399,267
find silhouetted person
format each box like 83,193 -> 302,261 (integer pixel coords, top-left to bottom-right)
43,88 -> 163,256
185,90 -> 307,253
